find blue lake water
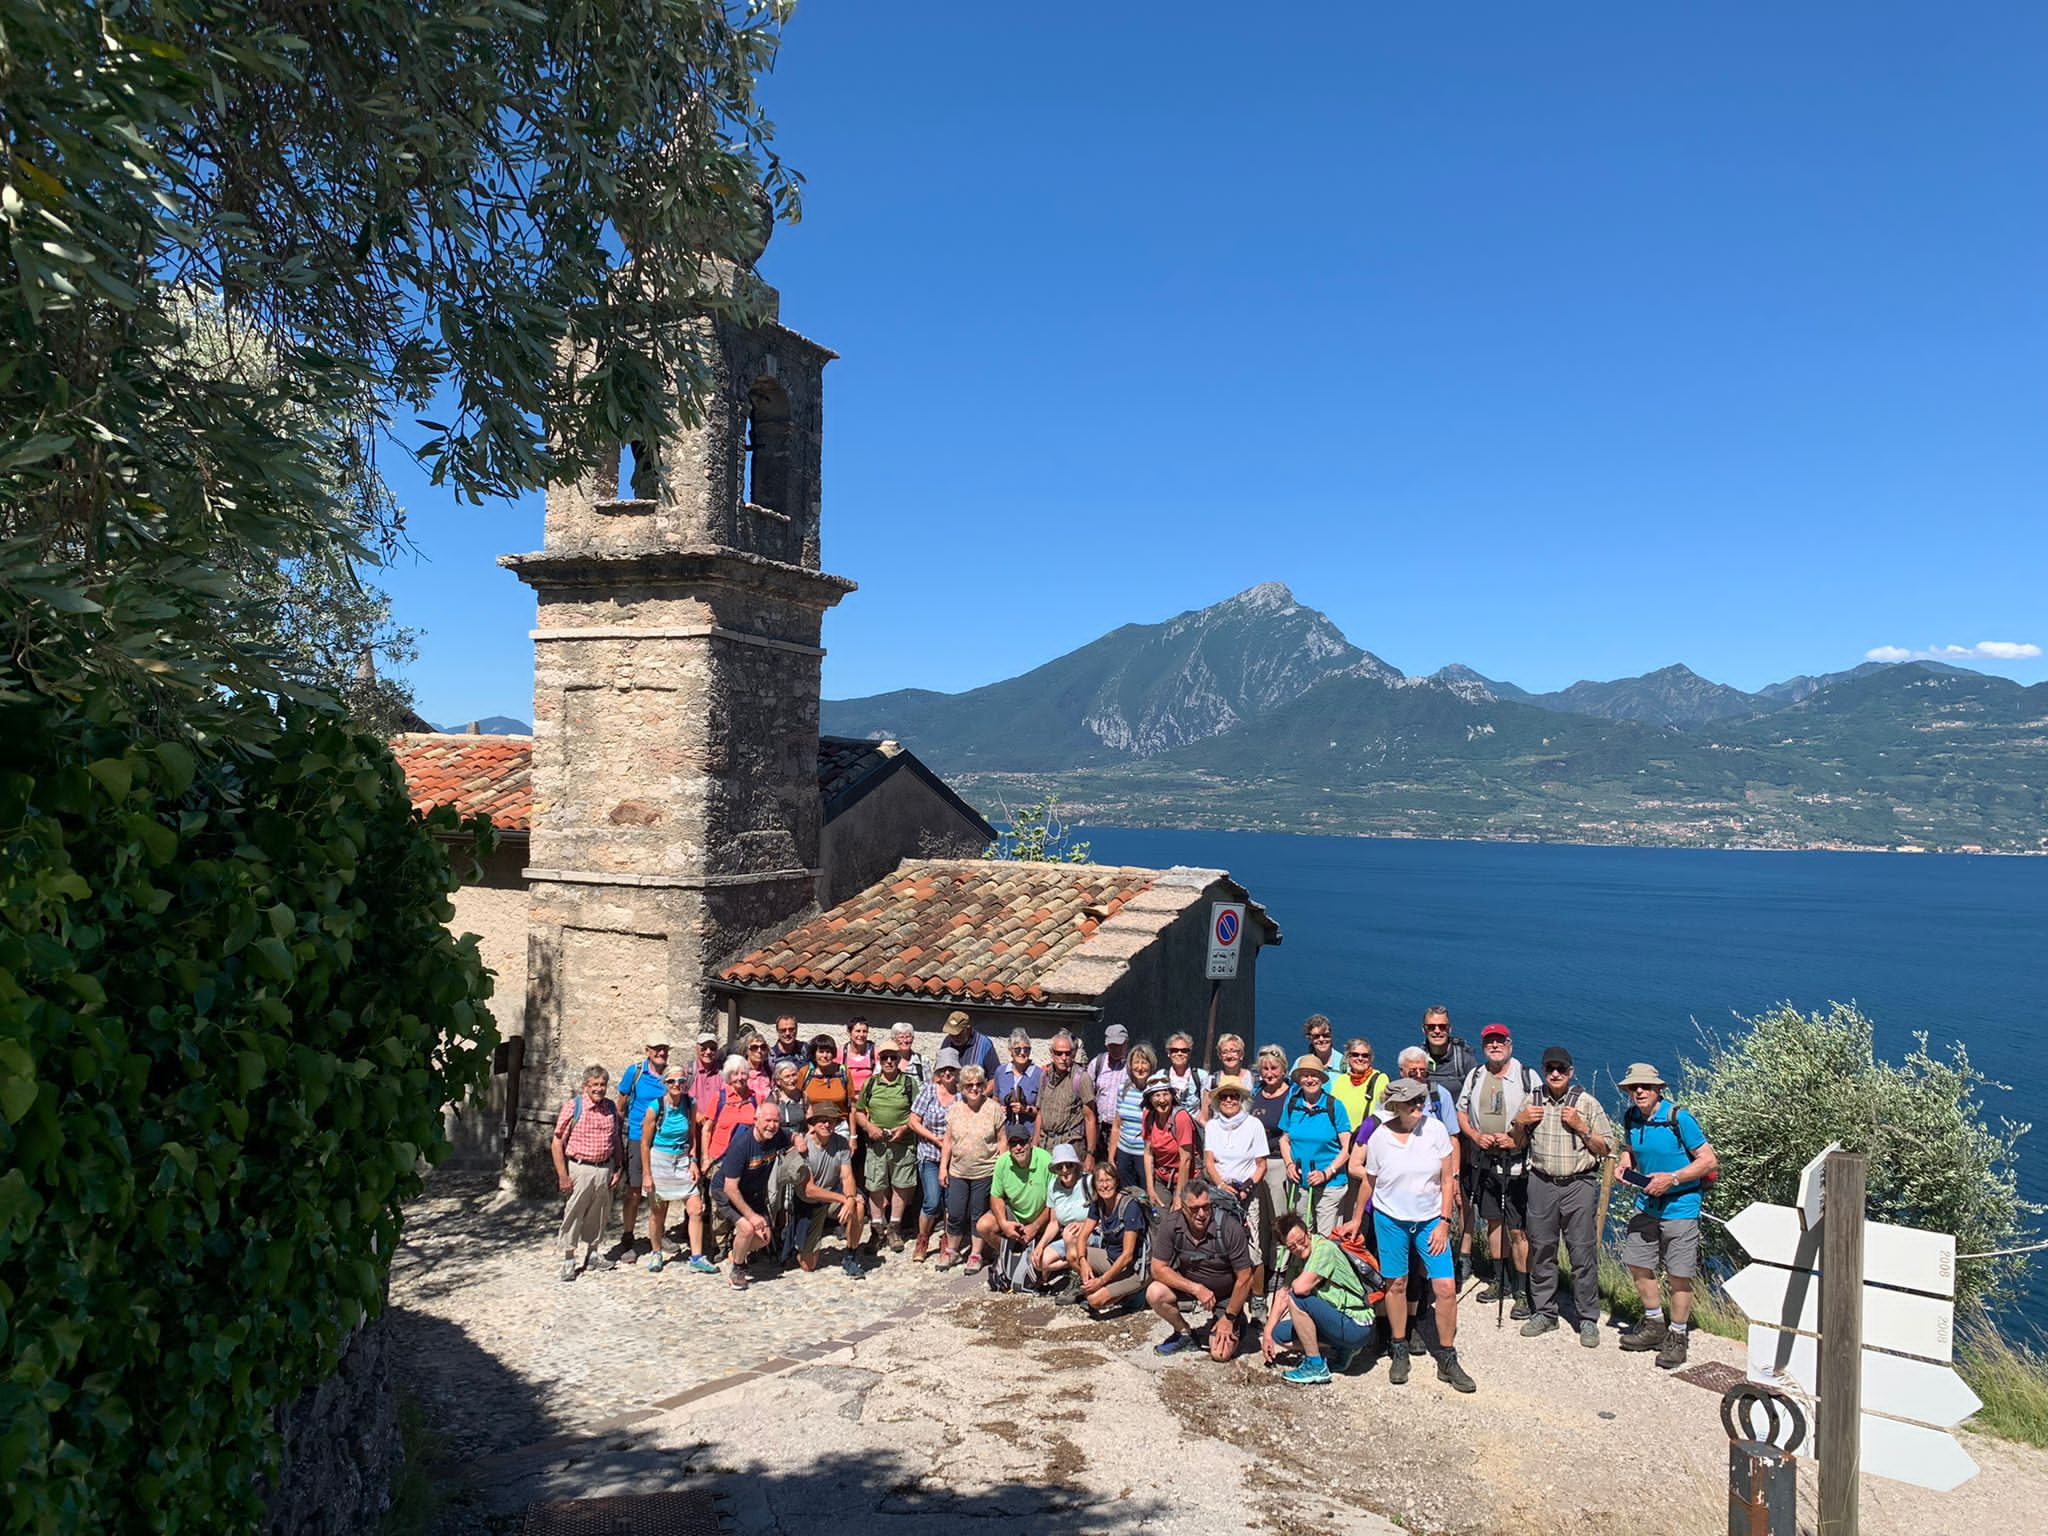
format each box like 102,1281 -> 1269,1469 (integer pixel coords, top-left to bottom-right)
1081,828 -> 2048,1325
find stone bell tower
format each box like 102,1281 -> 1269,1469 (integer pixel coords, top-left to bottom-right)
501,284 -> 853,1136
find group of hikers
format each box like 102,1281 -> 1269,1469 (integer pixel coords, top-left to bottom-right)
550,1005 -> 1718,1391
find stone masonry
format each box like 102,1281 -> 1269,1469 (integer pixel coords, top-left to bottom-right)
500,286 -> 853,1179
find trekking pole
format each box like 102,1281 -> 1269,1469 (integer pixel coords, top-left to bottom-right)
1493,1154 -> 1508,1331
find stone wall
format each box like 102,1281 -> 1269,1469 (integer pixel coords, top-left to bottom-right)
264,1313 -> 397,1536
1098,880 -> 1264,1055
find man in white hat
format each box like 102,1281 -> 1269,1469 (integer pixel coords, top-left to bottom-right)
1615,1061 -> 1717,1370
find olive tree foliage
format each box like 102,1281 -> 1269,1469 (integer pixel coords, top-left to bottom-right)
1676,1001 -> 2042,1311
0,3 -> 801,1529
1,0 -> 799,729
982,792 -> 1093,864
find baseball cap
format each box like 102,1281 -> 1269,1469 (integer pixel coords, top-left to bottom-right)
1103,1024 -> 1130,1045
946,1010 -> 971,1030
1541,1046 -> 1573,1071
696,1028 -> 720,1045
1050,1143 -> 1082,1168
1004,1120 -> 1034,1143
1480,1023 -> 1511,1042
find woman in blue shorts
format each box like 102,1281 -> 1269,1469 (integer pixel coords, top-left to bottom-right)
1339,1077 -> 1475,1393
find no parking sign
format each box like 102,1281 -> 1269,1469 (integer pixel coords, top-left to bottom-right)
1206,902 -> 1246,980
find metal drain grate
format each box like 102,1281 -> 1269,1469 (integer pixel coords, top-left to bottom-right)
522,1490 -> 723,1535
1672,1359 -> 1748,1394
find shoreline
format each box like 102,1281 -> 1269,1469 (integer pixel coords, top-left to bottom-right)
1038,822 -> 2048,858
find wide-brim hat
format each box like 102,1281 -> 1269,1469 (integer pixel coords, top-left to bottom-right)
1617,1061 -> 1667,1089
1212,1075 -> 1251,1098
1289,1054 -> 1328,1080
1380,1077 -> 1427,1107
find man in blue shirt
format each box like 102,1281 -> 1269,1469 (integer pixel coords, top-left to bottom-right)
719,1101 -> 795,1286
942,1009 -> 998,1077
610,1041 -> 670,1261
1614,1060 -> 1718,1370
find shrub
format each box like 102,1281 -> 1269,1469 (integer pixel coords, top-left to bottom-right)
1674,1001 -> 2041,1310
0,701 -> 497,1532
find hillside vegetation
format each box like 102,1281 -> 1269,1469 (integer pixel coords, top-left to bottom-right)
824,585 -> 2048,851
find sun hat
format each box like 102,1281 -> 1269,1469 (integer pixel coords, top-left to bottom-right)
875,1042 -> 901,1058
945,1010 -> 972,1030
1480,1023 -> 1511,1042
1618,1061 -> 1667,1089
1050,1143 -> 1082,1168
934,1046 -> 962,1070
1213,1075 -> 1250,1098
1380,1077 -> 1427,1107
1289,1054 -> 1328,1080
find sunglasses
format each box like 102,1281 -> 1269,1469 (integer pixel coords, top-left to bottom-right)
1167,1047 -> 1191,1055
662,1077 -> 688,1087
1348,1051 -> 1372,1060
747,1043 -> 766,1051
1545,1065 -> 1571,1075
1050,1048 -> 1074,1058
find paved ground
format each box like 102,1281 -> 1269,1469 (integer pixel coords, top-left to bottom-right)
392,1174 -> 2048,1535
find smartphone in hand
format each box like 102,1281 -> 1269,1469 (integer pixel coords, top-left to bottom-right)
1618,1167 -> 1652,1190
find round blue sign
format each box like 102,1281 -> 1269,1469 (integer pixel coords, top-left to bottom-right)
1215,909 -> 1240,946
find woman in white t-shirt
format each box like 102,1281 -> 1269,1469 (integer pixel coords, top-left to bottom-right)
1337,1077 -> 1474,1392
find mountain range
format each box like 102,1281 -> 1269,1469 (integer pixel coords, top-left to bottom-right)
821,584 -> 2048,853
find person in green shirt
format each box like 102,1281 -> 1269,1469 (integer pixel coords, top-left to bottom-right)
855,1042 -> 920,1253
979,1123 -> 1054,1271
1260,1211 -> 1376,1385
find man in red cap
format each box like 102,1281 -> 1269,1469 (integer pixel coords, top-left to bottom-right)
1457,1022 -> 1538,1318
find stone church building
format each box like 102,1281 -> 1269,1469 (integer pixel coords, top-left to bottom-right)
396,276 -> 1278,1176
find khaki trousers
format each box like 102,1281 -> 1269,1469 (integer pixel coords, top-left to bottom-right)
557,1160 -> 612,1255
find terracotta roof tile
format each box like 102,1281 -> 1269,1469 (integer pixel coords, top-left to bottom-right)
391,734 -> 953,840
388,733 -> 535,831
718,859 -> 1165,1007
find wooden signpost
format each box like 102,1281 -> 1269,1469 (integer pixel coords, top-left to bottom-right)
1726,1147 -> 1979,1534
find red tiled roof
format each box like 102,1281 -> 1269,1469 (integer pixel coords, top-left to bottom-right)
389,734 -> 534,831
392,733 -> 977,841
719,859 -> 1161,1005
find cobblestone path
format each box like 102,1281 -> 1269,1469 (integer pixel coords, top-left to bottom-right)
389,1173 -> 970,1465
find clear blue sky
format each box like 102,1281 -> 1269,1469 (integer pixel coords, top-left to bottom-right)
379,2 -> 2048,726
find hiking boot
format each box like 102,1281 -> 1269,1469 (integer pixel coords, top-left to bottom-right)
1475,1282 -> 1504,1305
1580,1320 -> 1601,1348
886,1228 -> 906,1254
1387,1341 -> 1411,1386
1154,1331 -> 1194,1357
558,1257 -> 578,1282
1283,1356 -> 1332,1386
1510,1294 -> 1534,1321
1618,1317 -> 1667,1352
842,1253 -> 865,1280
1436,1348 -> 1477,1394
1519,1313 -> 1559,1338
1657,1328 -> 1690,1370
687,1255 -> 720,1275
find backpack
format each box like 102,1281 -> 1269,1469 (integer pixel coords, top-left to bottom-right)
1626,1101 -> 1717,1189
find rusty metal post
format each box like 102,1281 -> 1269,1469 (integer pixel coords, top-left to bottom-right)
1722,1384 -> 1806,1536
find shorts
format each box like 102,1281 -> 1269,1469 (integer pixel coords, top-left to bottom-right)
1622,1211 -> 1701,1279
864,1135 -> 919,1191
624,1138 -> 647,1187
1374,1211 -> 1453,1282
647,1144 -> 698,1202
917,1159 -> 945,1217
1476,1168 -> 1528,1228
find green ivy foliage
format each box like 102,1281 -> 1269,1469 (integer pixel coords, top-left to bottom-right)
0,698 -> 499,1533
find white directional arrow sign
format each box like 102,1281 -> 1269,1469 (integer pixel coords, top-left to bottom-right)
1746,1325 -> 1982,1427
1724,1255 -> 1955,1361
1726,1201 -> 1957,1299
1798,1141 -> 1841,1230
1793,1409 -> 1982,1493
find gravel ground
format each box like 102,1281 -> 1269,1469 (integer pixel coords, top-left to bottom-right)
394,1176 -> 2048,1535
